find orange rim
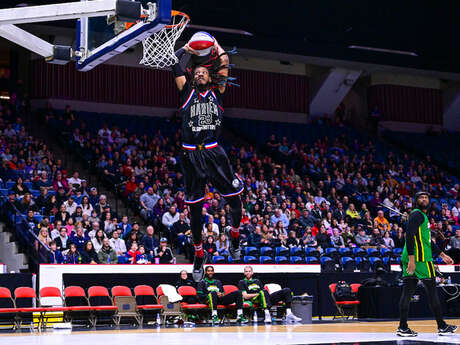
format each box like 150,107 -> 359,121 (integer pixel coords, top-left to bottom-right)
125,10 -> 189,31
166,10 -> 190,29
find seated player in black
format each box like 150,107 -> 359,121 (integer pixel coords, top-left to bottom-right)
197,265 -> 247,324
238,265 -> 301,323
172,38 -> 244,282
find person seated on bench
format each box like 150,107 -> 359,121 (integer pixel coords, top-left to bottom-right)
197,266 -> 247,324
238,265 -> 301,323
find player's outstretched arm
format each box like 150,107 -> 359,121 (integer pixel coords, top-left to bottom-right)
173,44 -> 197,91
214,39 -> 229,94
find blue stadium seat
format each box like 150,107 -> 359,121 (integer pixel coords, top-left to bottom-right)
290,247 -> 303,257
5,181 -> 15,189
33,215 -> 43,223
244,247 -> 259,257
290,256 -> 303,264
393,248 -> 403,256
305,256 -> 319,264
23,182 -> 33,190
325,247 -> 338,258
275,256 -> 289,264
339,247 -> 351,257
30,189 -> 40,198
243,256 -> 258,264
212,256 -> 226,264
0,189 -> 8,196
117,256 -> 127,264
341,257 -> 356,272
260,247 -> 274,257
275,247 -> 289,257
260,256 -> 274,264
320,256 -> 335,272
353,248 -> 366,257
369,257 -> 383,271
305,247 -> 320,258
367,248 -> 380,257
320,256 -> 333,265
356,257 -> 371,271
435,257 -> 444,265
380,248 -> 393,257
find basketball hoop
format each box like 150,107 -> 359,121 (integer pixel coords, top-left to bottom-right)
140,10 -> 190,69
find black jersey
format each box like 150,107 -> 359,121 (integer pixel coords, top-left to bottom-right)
238,278 -> 264,293
179,82 -> 224,145
196,278 -> 224,295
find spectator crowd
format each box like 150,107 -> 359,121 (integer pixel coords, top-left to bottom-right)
1,102 -> 460,267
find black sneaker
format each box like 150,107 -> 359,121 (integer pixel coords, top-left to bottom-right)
396,327 -> 418,337
192,255 -> 204,282
229,237 -> 241,260
438,324 -> 458,336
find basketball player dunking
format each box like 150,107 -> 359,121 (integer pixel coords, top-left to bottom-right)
172,38 -> 243,281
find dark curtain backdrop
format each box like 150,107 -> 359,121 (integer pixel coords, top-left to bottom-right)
368,84 -> 442,124
29,61 -> 309,113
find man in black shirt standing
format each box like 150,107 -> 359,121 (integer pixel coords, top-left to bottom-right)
238,266 -> 301,323
197,266 -> 247,324
172,37 -> 244,281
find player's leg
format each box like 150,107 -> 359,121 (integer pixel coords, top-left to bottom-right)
421,273 -> 457,335
257,289 -> 272,323
218,290 -> 247,322
181,151 -> 207,282
225,195 -> 243,257
207,291 -> 219,323
206,146 -> 244,259
397,276 -> 418,336
269,288 -> 301,322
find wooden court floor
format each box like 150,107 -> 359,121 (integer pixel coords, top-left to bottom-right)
1,319 -> 459,336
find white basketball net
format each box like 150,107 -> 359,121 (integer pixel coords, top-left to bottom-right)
140,12 -> 189,69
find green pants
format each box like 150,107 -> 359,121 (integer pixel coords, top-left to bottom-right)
402,260 -> 435,279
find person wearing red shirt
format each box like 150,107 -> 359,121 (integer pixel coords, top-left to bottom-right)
125,242 -> 141,264
124,175 -> 138,197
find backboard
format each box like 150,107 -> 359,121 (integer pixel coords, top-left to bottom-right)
0,0 -> 174,71
77,0 -> 172,71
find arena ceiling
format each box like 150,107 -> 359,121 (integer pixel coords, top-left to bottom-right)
1,1 -> 459,74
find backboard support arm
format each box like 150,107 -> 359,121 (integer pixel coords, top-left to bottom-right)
0,0 -> 143,65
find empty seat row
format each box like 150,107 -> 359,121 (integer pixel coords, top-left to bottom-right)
241,246 -> 403,259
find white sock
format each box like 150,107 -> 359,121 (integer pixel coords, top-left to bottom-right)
286,308 -> 292,315
237,309 -> 243,316
264,309 -> 270,317
212,310 -> 217,316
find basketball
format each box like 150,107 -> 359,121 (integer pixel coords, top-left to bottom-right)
188,31 -> 214,56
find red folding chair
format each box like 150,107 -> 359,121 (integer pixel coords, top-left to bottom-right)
177,286 -> 208,321
38,286 -> 73,328
0,287 -> 20,329
111,286 -> 140,325
14,287 -> 52,330
155,285 -> 181,321
63,286 -> 95,326
87,286 -> 118,327
329,283 -> 360,320
134,285 -> 163,324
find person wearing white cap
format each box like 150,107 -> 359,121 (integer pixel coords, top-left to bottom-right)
153,238 -> 175,264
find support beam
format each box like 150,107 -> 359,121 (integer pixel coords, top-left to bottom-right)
0,24 -> 54,59
0,0 -> 118,25
310,68 -> 361,118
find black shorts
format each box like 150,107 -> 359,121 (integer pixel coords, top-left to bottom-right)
180,144 -> 243,204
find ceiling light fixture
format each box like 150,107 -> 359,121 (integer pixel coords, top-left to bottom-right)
188,24 -> 253,36
348,45 -> 418,57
